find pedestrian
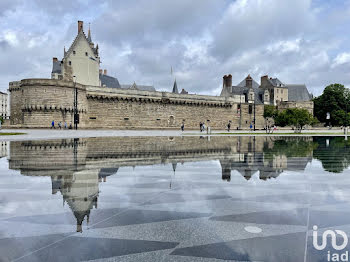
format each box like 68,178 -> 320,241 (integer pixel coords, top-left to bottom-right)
250,123 -> 253,131
64,122 -> 67,129
58,122 -> 62,129
199,122 -> 203,132
181,123 -> 184,132
227,122 -> 231,132
69,122 -> 72,129
202,123 -> 206,132
51,120 -> 55,129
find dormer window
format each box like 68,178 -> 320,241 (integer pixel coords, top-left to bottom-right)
73,51 -> 76,55
85,52 -> 88,56
69,61 -> 71,66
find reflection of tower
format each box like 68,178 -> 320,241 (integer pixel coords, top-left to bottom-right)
52,169 -> 100,232
220,160 -> 231,182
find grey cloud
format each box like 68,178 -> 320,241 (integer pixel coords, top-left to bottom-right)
209,0 -> 315,60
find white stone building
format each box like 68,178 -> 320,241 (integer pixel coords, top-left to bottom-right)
0,91 -> 9,119
51,21 -> 155,92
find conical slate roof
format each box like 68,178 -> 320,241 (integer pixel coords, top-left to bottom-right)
172,79 -> 179,93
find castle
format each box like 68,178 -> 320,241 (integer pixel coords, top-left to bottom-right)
7,21 -> 312,130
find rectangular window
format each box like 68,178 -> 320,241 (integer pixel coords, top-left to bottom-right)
85,52 -> 88,56
73,51 -> 76,55
249,105 -> 253,114
69,61 -> 71,66
237,104 -> 241,113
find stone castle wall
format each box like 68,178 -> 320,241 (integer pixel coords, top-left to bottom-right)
277,101 -> 314,115
9,79 -> 265,129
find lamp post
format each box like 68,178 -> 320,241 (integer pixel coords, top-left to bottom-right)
253,97 -> 256,131
73,76 -> 78,130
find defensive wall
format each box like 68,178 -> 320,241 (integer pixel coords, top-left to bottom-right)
8,79 -> 265,130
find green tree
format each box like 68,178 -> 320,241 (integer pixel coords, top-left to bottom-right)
275,108 -> 316,132
264,105 -> 278,118
0,116 -> 3,124
314,84 -> 350,126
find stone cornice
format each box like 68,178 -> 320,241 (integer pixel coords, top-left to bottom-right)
86,86 -> 234,107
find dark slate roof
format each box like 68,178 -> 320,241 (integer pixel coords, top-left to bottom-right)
230,86 -> 264,104
269,78 -> 284,87
172,79 -> 179,93
286,84 -> 312,101
52,60 -> 62,74
99,74 -> 121,89
237,78 -> 260,89
120,84 -> 156,92
234,77 -> 264,104
98,168 -> 119,178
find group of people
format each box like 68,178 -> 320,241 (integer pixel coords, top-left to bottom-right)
51,120 -> 73,129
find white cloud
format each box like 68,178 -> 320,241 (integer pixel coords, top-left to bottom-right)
332,52 -> 350,68
0,0 -> 350,96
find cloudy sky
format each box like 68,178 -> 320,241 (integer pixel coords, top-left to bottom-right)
0,0 -> 350,95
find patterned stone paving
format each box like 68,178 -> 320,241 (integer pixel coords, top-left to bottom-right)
1,137 -> 350,262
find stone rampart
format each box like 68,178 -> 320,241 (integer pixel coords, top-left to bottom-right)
8,79 -> 265,129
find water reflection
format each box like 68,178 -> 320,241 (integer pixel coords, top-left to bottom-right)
5,136 -> 350,233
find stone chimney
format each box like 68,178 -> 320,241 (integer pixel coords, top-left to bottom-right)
246,74 -> 252,88
222,75 -> 227,88
261,75 -> 269,88
99,69 -> 102,74
78,21 -> 83,33
53,57 -> 58,62
226,74 -> 232,88
103,69 -> 107,75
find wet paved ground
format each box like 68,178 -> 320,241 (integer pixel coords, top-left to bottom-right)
0,128 -> 347,142
0,136 -> 350,261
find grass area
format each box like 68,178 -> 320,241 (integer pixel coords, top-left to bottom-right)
0,132 -> 26,136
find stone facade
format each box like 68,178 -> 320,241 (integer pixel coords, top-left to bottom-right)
8,79 -> 264,129
277,100 -> 314,115
221,74 -> 314,114
0,91 -> 9,119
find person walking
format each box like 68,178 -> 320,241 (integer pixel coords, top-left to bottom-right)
227,122 -> 231,132
181,122 -> 184,132
58,122 -> 62,129
64,122 -> 67,129
51,120 -> 55,129
199,122 -> 203,132
250,123 -> 253,131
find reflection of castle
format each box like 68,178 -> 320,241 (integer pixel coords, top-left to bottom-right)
8,136 -> 314,231
0,141 -> 9,158
220,137 -> 313,181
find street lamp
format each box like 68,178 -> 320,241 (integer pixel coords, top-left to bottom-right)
73,76 -> 79,130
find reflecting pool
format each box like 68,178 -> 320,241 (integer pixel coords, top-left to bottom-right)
0,136 -> 350,262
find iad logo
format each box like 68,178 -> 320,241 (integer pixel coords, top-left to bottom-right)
313,225 -> 349,261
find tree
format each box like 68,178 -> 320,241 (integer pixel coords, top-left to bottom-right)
314,84 -> 350,126
0,116 -> 3,124
264,105 -> 278,118
275,108 -> 316,133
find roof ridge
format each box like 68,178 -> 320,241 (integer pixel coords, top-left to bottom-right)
65,30 -> 97,59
